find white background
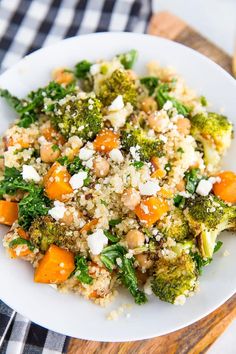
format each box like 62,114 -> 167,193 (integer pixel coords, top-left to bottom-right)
153,1 -> 236,352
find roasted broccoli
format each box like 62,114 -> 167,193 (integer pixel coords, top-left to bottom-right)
121,124 -> 164,161
98,69 -> 138,107
184,195 -> 236,258
152,252 -> 198,304
162,208 -> 190,242
29,216 -> 71,252
190,112 -> 233,170
51,95 -> 103,141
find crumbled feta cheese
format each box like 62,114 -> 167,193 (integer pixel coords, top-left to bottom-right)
174,295 -> 186,305
130,146 -> 140,161
38,136 -> 47,145
139,180 -> 160,196
79,147 -> 94,160
163,100 -> 173,110
104,102 -> 133,129
108,95 -> 124,111
109,149 -> 124,163
159,134 -> 168,143
87,229 -> 108,255
208,176 -> 221,184
48,201 -> 66,221
116,257 -> 122,266
90,63 -> 101,75
22,165 -> 41,183
196,179 -> 213,196
83,158 -> 94,169
69,171 -> 88,189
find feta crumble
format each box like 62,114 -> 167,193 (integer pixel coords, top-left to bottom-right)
79,147 -> 94,160
139,180 -> 160,196
22,165 -> 41,183
87,229 -> 108,255
108,95 -> 124,111
69,171 -> 88,189
48,201 -> 66,221
109,149 -> 124,163
196,179 -> 213,196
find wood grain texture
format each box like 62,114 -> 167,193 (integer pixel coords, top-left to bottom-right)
68,294 -> 236,354
148,12 -> 233,74
68,11 -> 236,354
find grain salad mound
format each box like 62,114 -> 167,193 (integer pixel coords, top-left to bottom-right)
0,50 -> 236,307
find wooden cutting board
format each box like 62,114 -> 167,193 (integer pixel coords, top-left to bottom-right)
68,12 -> 235,353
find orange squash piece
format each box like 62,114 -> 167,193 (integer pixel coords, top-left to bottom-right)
80,219 -> 98,234
8,227 -> 32,259
135,196 -> 170,227
41,123 -> 65,145
34,244 -> 75,284
6,136 -> 30,149
0,201 -> 18,226
93,129 -> 119,153
44,162 -> 73,201
151,168 -> 166,179
213,171 -> 236,203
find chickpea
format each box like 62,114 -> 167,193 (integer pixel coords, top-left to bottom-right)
40,142 -> 61,163
135,253 -> 153,270
60,208 -> 81,226
121,188 -> 141,210
147,111 -> 169,132
140,97 -> 157,114
126,229 -> 145,249
93,157 -> 110,177
176,118 -> 191,135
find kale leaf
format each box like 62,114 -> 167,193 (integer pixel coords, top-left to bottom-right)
184,168 -> 200,194
117,49 -> 138,70
73,255 -> 93,285
100,244 -> 147,305
156,83 -> 189,116
74,60 -> 92,79
140,77 -> 159,95
0,82 -> 75,128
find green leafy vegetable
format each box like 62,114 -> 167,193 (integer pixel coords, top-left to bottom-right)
18,187 -> 51,230
200,96 -> 208,106
173,195 -> 186,208
132,161 -> 144,170
118,49 -> 138,70
74,60 -> 92,79
0,167 -> 30,198
104,230 -> 119,243
177,147 -> 184,154
73,255 -> 93,284
109,219 -> 122,227
164,163 -> 172,172
156,83 -> 189,116
140,77 -> 159,95
100,199 -> 108,207
9,237 -> 35,251
214,240 -> 223,253
51,144 -> 60,152
0,82 -> 75,128
100,244 -> 147,305
184,168 -> 200,194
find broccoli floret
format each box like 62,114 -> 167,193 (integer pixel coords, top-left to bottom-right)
162,208 -> 190,242
51,95 -> 103,141
121,124 -> 164,161
29,216 -> 70,252
98,69 -> 138,107
152,252 -> 198,304
184,195 -> 236,258
190,112 -> 233,170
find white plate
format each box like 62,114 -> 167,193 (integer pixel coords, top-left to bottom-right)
0,33 -> 236,342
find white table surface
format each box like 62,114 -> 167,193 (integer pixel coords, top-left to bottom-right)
153,1 -> 236,352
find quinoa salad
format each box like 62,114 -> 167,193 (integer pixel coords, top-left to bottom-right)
0,50 -> 236,307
